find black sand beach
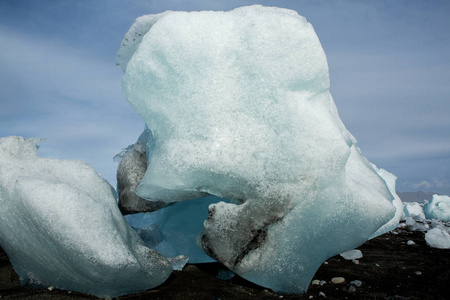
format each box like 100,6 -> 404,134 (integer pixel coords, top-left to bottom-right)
1,226 -> 448,299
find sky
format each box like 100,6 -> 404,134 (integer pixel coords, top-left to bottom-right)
0,0 -> 449,195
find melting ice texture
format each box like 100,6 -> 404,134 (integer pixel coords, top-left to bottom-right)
118,5 -> 396,294
0,136 -> 172,298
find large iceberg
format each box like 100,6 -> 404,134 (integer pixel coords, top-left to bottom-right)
0,136 -> 172,297
117,5 -> 395,294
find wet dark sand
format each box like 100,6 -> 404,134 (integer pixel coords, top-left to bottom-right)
1,227 -> 448,299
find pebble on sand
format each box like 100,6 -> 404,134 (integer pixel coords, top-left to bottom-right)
331,277 -> 345,284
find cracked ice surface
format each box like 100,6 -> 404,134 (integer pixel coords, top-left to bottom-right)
118,5 -> 395,293
0,136 -> 172,297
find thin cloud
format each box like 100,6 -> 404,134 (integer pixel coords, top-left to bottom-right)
0,27 -> 143,186
412,181 -> 433,190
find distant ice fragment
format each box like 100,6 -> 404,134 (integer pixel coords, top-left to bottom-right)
425,227 -> 450,249
405,217 -> 429,231
423,195 -> 450,222
118,5 -> 395,294
403,202 -> 426,220
340,249 -> 363,260
0,136 -> 172,297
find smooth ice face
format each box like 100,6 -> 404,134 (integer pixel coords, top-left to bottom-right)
423,195 -> 450,222
370,166 -> 404,238
0,136 -> 172,297
119,5 -> 395,294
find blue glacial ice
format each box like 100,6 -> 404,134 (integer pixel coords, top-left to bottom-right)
0,136 -> 172,297
124,195 -> 231,263
117,5 -> 396,294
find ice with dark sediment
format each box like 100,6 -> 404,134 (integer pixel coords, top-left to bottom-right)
117,5 -> 395,293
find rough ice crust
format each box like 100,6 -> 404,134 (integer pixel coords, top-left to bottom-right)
119,5 -> 395,294
0,136 -> 172,298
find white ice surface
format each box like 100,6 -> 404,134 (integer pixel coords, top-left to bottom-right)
118,5 -> 395,294
0,136 -> 172,297
405,217 -> 429,231
403,202 -> 426,220
370,166 -> 403,238
423,194 -> 450,222
425,227 -> 450,249
340,249 -> 363,260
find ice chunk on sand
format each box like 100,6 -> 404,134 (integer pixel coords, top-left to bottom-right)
423,194 -> 450,222
340,249 -> 363,260
167,255 -> 189,271
119,5 -> 395,294
403,202 -> 426,220
425,227 -> 450,249
405,217 -> 429,231
370,166 -> 404,238
0,136 -> 172,297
